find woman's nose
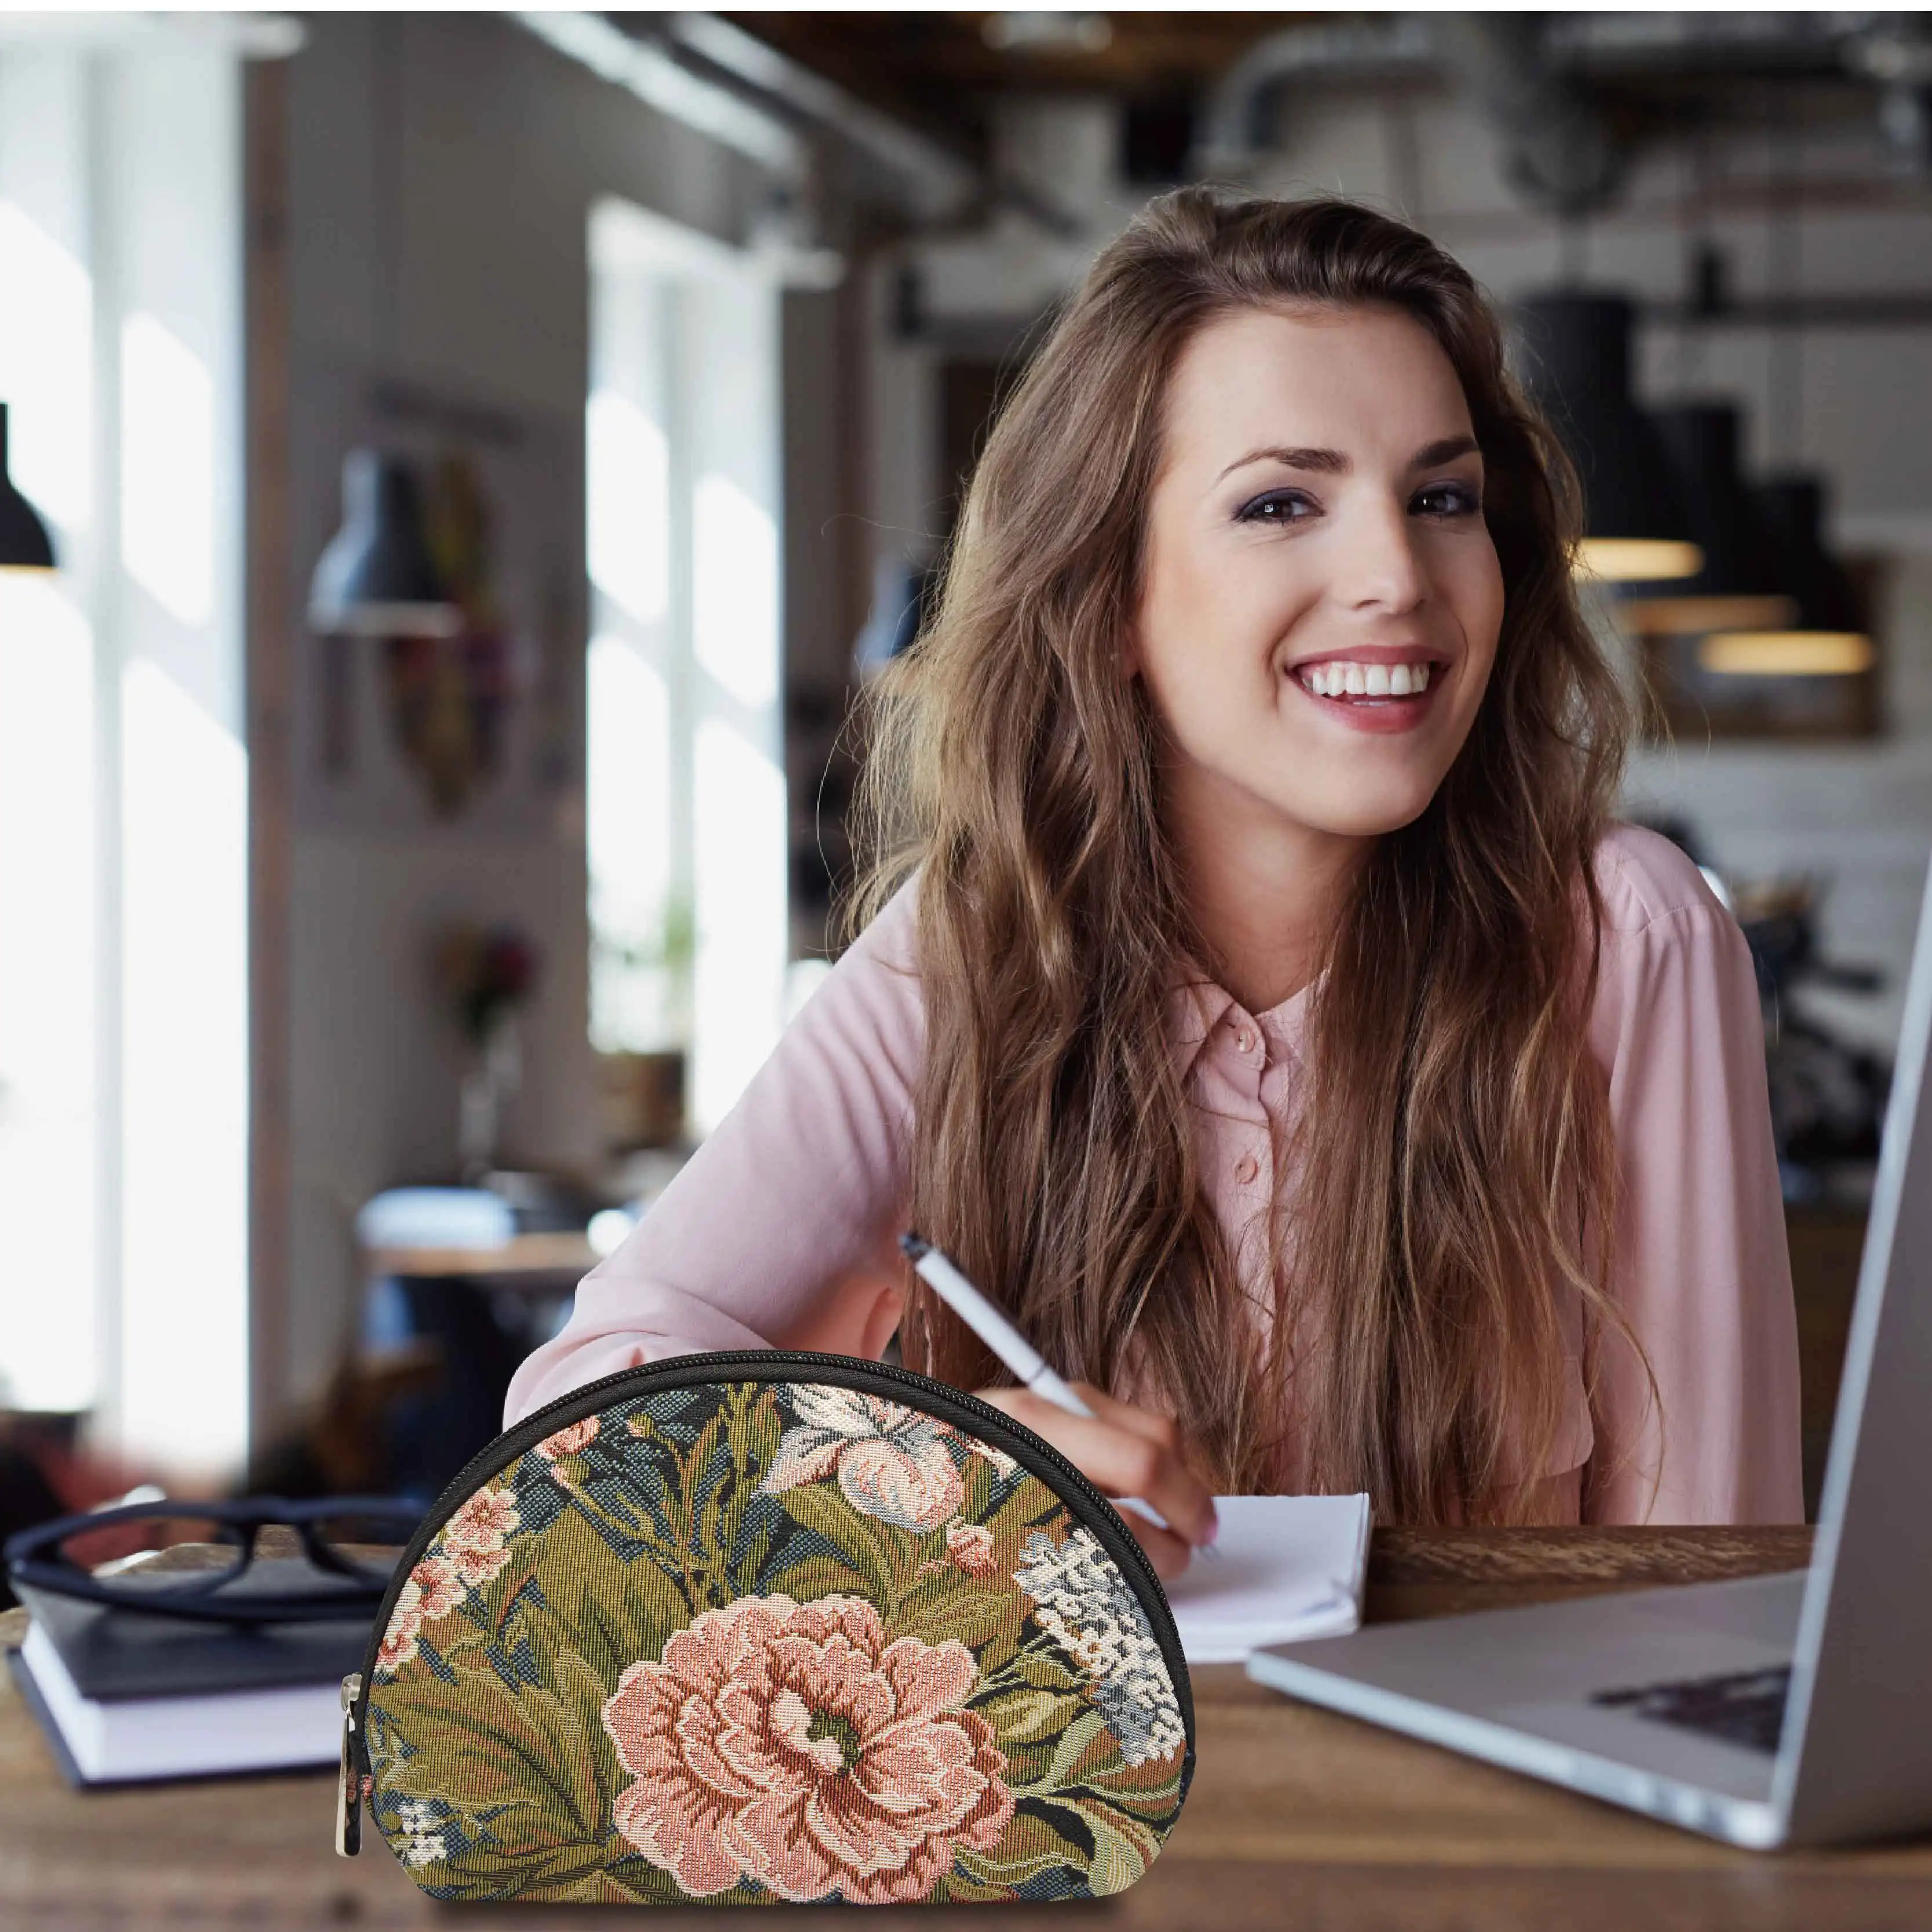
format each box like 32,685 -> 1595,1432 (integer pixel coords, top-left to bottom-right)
1335,499 -> 1427,614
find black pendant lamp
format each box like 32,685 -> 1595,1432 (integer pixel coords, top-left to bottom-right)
1700,475 -> 1872,678
1513,293 -> 1701,583
0,403 -> 57,573
1624,403 -> 1794,634
307,449 -> 460,638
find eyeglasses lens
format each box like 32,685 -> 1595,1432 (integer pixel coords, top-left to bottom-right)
55,1513 -> 246,1591
309,1509 -> 416,1582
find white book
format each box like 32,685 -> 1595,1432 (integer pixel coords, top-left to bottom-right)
13,1618 -> 344,1785
1163,1494 -> 1373,1663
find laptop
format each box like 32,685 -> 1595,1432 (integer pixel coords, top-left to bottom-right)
1247,858 -> 1932,1850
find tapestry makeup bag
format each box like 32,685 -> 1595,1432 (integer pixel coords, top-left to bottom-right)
336,1350 -> 1195,1905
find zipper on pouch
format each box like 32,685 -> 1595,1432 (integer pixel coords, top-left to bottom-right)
336,1672 -> 363,1857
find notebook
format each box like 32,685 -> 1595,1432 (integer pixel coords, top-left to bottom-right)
8,1559 -> 376,1787
1164,1494 -> 1373,1663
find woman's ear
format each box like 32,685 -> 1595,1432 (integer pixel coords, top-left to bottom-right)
1119,627 -> 1141,682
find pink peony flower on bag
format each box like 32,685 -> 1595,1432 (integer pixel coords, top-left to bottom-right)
534,1416 -> 599,1462
442,1485 -> 520,1588
448,1542 -> 512,1589
833,1434 -> 963,1531
377,1552 -> 472,1675
409,1553 -> 465,1622
601,1593 -> 1014,1903
445,1486 -> 519,1549
944,1520 -> 999,1577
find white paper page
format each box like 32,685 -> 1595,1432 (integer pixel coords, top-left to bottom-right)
1162,1494 -> 1372,1663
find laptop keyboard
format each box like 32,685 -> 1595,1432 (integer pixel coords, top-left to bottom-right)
1590,1665 -> 1791,1755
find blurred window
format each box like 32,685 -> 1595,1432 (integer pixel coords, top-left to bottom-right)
585,199 -> 787,1136
0,39 -> 247,1475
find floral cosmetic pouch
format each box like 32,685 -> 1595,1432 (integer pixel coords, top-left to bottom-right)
337,1351 -> 1194,1905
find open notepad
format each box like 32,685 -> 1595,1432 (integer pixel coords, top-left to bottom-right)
1162,1494 -> 1373,1664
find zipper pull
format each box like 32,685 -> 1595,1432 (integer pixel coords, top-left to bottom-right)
336,1673 -> 363,1857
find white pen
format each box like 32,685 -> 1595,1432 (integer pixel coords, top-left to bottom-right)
898,1231 -> 1212,1555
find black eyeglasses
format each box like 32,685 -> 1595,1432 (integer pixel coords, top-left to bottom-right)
2,1497 -> 423,1624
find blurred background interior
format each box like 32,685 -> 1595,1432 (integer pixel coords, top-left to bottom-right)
4,8 -> 1932,1581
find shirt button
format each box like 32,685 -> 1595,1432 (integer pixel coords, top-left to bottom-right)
1236,1027 -> 1256,1053
1234,1153 -> 1259,1185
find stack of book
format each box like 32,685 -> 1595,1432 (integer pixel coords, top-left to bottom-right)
7,1560 -> 373,1787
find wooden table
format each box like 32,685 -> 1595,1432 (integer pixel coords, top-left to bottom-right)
5,1527 -> 1930,1929
363,1232 -> 601,1282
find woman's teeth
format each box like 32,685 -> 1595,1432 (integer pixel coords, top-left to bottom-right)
1297,660 -> 1433,699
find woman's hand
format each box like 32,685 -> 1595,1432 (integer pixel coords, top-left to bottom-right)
974,1382 -> 1218,1580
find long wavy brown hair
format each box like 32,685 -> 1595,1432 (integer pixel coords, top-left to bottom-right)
845,189 -> 1647,1522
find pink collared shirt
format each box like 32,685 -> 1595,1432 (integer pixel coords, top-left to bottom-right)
506,824 -> 1803,1524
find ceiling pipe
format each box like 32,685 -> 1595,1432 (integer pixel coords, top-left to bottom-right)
650,13 -> 980,224
518,13 -> 980,223
1194,16 -> 1436,176
1194,12 -> 1626,212
516,12 -> 799,169
1194,10 -> 1926,205
1430,13 -> 1625,217
1543,10 -> 1872,77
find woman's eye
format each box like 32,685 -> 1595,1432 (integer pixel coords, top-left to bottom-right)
1235,490 -> 1316,526
1413,481 -> 1482,518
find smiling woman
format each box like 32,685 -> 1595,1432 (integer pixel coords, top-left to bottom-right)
509,190 -> 1801,1554
1131,304 -> 1509,1003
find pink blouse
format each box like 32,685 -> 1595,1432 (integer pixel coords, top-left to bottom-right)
506,824 -> 1804,1525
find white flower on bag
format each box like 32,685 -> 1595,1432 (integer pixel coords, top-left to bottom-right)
374,1576 -> 424,1675
395,1799 -> 447,1868
761,1387 -> 977,1531
761,1386 -> 1023,1533
937,1422 -> 1017,1480
1013,1527 -> 1185,1768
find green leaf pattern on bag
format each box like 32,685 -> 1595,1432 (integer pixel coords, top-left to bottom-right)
364,1381 -> 1188,1904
